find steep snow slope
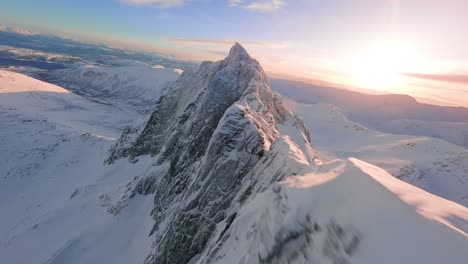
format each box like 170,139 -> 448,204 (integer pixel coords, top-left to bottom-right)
0,69 -> 139,136
198,158 -> 467,264
285,100 -> 468,206
0,70 -> 158,264
41,64 -> 181,113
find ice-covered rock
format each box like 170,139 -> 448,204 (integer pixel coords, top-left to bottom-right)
108,43 -> 317,264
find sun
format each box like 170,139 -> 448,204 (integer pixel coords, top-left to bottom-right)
346,39 -> 423,91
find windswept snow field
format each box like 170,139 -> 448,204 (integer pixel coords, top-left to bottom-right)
284,99 -> 468,206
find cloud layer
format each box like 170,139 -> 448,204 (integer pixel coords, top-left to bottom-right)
229,0 -> 285,12
121,0 -> 285,11
404,73 -> 468,85
167,38 -> 289,49
120,0 -> 184,8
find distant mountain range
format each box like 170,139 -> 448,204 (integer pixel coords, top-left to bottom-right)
0,24 -> 36,35
272,78 -> 468,148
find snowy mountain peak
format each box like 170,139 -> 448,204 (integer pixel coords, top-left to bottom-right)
106,44 -> 316,263
222,42 -> 268,85
227,42 -> 251,60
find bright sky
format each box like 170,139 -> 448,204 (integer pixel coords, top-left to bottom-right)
1,0 -> 467,106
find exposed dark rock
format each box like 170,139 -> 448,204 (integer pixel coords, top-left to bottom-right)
107,43 -> 314,264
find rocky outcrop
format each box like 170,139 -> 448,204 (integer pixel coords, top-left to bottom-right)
108,43 -> 317,264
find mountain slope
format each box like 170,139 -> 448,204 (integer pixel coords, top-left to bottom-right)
0,69 -> 139,136
41,64 -> 181,113
285,100 -> 468,206
198,158 -> 467,264
272,78 -> 468,148
0,70 -> 159,264
108,43 -> 317,264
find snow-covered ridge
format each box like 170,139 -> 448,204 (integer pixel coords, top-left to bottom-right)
200,158 -> 467,264
0,69 -> 70,94
108,43 -> 317,263
272,78 -> 468,149
287,101 -> 468,206
349,158 -> 467,235
0,69 -> 138,137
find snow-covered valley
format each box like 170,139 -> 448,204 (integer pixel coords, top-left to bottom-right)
1,44 -> 467,264
40,64 -> 182,114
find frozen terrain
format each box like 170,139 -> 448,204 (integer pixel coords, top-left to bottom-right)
41,64 -> 181,113
284,99 -> 468,206
272,78 -> 468,149
199,158 -> 467,264
1,43 -> 467,264
0,69 -> 170,264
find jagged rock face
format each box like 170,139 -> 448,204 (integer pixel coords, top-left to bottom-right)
107,43 -> 266,163
108,43 -> 315,264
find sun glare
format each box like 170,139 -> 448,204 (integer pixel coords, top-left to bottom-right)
347,40 -> 424,92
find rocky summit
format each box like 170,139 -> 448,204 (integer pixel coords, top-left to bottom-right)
107,43 -> 317,264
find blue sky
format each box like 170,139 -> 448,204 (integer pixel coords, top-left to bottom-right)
1,0 -> 468,105
2,0 -> 467,61
1,0 -> 288,44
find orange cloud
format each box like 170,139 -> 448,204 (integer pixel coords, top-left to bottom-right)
166,38 -> 289,49
404,73 -> 468,84
229,0 -> 285,12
